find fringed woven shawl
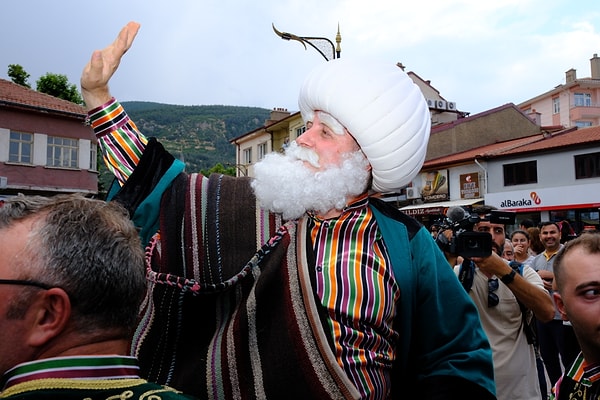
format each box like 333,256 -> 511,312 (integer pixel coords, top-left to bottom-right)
123,147 -> 359,399
113,139 -> 497,400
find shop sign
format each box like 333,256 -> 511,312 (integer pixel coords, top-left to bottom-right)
460,172 -> 480,199
420,170 -> 449,202
485,183 -> 600,212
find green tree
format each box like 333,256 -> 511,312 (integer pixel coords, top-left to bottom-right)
200,163 -> 237,177
36,73 -> 83,105
7,64 -> 31,88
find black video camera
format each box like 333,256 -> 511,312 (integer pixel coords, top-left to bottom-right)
435,209 -> 516,258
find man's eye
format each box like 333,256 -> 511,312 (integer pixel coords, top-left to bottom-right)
583,289 -> 600,298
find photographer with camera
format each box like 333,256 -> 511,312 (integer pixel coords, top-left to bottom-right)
442,205 -> 555,400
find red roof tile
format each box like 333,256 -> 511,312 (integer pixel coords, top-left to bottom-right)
424,126 -> 600,168
0,78 -> 85,117
502,126 -> 600,154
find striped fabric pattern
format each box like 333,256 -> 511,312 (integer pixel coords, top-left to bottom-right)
1,356 -> 140,391
89,98 -> 148,184
89,99 -> 498,399
129,170 -> 358,399
308,194 -> 399,399
552,352 -> 600,399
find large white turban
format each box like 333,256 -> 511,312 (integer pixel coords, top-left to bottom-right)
298,58 -> 431,193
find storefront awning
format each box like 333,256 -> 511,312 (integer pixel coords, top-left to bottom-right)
399,198 -> 484,216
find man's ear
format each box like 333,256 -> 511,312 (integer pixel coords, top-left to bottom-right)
27,288 -> 71,347
552,292 -> 569,321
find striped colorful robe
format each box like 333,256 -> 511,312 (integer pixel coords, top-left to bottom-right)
110,138 -> 496,400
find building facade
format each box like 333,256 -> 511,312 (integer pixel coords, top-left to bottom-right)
402,126 -> 600,233
519,54 -> 600,128
0,79 -> 97,199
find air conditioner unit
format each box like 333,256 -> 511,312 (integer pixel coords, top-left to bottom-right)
406,187 -> 421,199
447,102 -> 456,111
426,98 -> 435,108
435,100 -> 447,110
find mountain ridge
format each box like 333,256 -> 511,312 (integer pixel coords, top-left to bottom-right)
97,101 -> 272,195
121,101 -> 271,169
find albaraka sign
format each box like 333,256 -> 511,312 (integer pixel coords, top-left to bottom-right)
485,183 -> 600,212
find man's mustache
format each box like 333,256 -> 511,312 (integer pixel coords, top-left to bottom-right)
286,142 -> 320,168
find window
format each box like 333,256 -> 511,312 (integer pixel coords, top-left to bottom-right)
575,121 -> 593,128
574,93 -> 592,107
90,144 -> 98,171
243,147 -> 252,165
575,152 -> 600,179
47,136 -> 78,168
552,97 -> 560,114
503,161 -> 537,186
257,142 -> 268,161
9,131 -> 33,164
296,126 -> 306,138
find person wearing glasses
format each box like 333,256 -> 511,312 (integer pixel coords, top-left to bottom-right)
454,205 -> 555,400
502,238 -> 515,261
0,194 -> 198,399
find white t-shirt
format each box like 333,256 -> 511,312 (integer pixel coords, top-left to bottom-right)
454,263 -> 546,400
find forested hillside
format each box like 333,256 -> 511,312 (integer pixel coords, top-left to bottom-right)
97,101 -> 271,196
123,101 -> 271,169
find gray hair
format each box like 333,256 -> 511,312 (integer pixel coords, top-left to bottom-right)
0,194 -> 145,335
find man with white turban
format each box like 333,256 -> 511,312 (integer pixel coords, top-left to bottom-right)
80,22 -> 496,400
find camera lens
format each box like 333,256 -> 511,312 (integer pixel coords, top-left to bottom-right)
467,239 -> 479,249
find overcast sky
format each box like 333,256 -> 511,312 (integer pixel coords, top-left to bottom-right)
2,0 -> 599,116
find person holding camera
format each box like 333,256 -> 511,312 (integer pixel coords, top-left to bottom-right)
452,205 -> 555,400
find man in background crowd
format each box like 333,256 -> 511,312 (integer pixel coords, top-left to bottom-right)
532,222 -> 581,389
550,233 -> 600,399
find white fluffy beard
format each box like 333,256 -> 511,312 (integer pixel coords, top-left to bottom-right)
251,141 -> 371,220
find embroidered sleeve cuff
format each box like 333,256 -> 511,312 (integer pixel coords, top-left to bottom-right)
87,98 -> 130,138
87,97 -> 117,115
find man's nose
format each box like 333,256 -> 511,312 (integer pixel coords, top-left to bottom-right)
296,127 -> 316,147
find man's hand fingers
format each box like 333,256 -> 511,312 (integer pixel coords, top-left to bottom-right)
80,21 -> 140,109
117,21 -> 140,55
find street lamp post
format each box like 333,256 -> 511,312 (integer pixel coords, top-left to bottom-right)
272,23 -> 341,61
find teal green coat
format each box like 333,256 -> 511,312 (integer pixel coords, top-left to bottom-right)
109,138 -> 496,399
